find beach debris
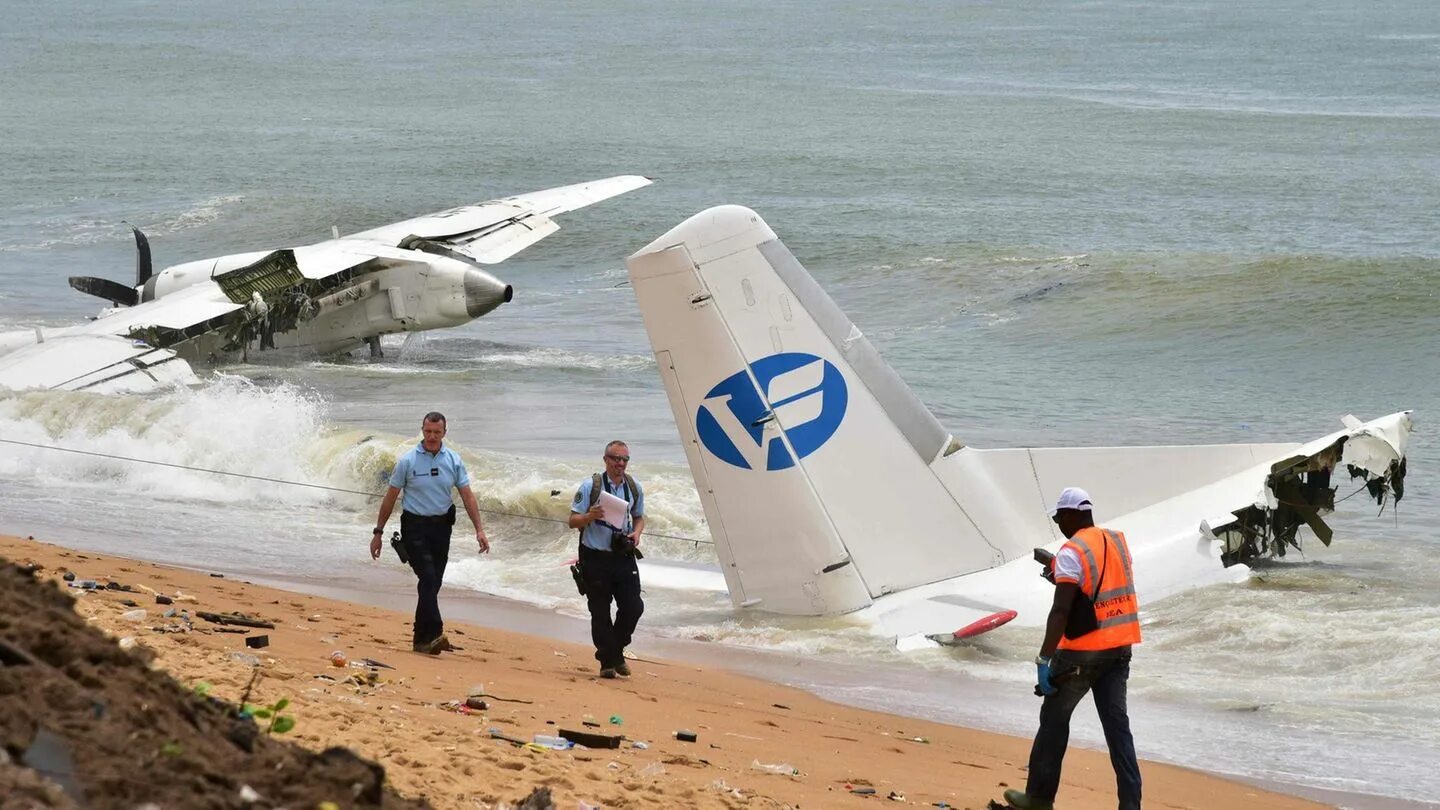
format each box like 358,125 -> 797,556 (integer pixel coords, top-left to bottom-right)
105,581 -> 136,592
486,691 -> 535,704
329,650 -> 347,667
559,728 -> 623,749
229,651 -> 262,667
488,728 -> 528,746
69,579 -> 98,590
772,703 -> 790,710
120,599 -> 139,607
532,733 -> 574,750
673,729 -> 698,742
360,657 -> 394,669
849,786 -> 878,795
609,714 -> 623,725
155,594 -> 173,605
887,790 -> 906,801
631,740 -> 649,749
467,683 -> 486,697
751,759 -> 799,776
22,728 -> 82,801
464,696 -> 489,711
210,572 -> 225,578
238,784 -> 261,803
118,637 -> 138,651
639,761 -> 667,778
121,609 -> 147,622
244,635 -> 269,649
196,611 -> 275,629
62,571 -> 75,582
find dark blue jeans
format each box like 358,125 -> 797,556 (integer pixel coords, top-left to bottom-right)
578,544 -> 644,668
1025,653 -> 1141,810
401,516 -> 451,646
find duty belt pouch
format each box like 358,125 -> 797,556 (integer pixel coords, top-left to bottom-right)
390,531 -> 410,565
570,559 -> 587,596
445,503 -> 457,526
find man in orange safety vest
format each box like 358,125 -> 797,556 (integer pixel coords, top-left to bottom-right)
1004,487 -> 1142,810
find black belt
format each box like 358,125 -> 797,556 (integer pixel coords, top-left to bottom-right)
402,506 -> 454,526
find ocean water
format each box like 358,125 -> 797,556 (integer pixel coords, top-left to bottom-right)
2,0 -> 1439,802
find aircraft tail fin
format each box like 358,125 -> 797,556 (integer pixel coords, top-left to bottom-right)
626,206 -> 1003,616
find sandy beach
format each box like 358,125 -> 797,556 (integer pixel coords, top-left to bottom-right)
0,534 -> 1324,809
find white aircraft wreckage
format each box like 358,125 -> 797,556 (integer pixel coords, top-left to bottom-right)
0,176 -> 652,394
625,205 -> 1413,648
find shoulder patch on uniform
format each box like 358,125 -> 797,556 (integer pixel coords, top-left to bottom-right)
573,490 -> 583,505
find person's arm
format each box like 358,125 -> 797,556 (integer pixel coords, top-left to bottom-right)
1031,580 -> 1078,695
458,484 -> 488,553
627,481 -> 646,545
568,482 -> 603,529
1040,582 -> 1078,658
370,486 -> 402,559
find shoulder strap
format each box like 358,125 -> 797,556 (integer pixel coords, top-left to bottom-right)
588,473 -> 603,508
1093,529 -> 1110,599
623,473 -> 638,512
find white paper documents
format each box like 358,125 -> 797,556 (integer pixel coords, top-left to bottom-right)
598,490 -> 630,530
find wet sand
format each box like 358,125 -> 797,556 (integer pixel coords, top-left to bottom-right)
2,534 -> 1327,809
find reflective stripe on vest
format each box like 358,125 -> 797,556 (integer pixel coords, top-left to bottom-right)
1058,526 -> 1142,651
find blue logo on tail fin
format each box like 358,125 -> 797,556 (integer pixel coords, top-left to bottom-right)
696,352 -> 847,471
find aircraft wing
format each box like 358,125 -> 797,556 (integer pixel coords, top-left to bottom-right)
0,334 -> 197,393
0,279 -> 247,392
342,175 -> 653,265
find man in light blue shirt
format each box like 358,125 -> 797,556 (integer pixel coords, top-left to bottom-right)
568,440 -> 646,678
370,412 -> 489,654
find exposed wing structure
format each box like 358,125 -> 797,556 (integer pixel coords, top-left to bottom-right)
625,205 -> 1414,646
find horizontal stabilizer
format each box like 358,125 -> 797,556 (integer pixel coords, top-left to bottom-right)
68,276 -> 138,307
868,594 -> 1018,646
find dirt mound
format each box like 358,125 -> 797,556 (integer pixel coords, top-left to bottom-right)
0,559 -> 429,809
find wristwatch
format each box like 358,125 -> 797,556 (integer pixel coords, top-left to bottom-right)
1034,654 -> 1052,665
372,527 -> 383,535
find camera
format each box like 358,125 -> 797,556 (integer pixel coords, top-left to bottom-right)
1033,547 -> 1056,584
610,530 -> 644,559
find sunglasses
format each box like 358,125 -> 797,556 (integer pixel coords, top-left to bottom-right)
605,454 -> 630,463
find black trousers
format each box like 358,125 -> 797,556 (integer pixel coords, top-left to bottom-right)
578,544 -> 644,668
1026,652 -> 1141,810
401,513 -> 452,646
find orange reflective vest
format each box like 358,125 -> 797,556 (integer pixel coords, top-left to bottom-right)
1056,526 -> 1141,652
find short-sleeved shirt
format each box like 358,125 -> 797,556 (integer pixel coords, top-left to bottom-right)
1054,547 -> 1083,586
571,474 -> 645,551
389,441 -> 469,517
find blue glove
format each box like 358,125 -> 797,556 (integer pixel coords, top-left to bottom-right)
1035,656 -> 1057,696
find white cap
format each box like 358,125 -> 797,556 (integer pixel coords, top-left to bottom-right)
1050,487 -> 1093,516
